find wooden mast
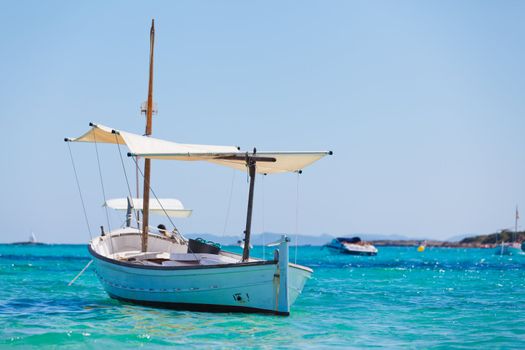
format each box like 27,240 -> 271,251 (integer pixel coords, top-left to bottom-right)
141,19 -> 155,252
242,155 -> 257,261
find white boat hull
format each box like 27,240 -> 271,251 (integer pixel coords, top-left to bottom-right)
324,238 -> 378,256
89,231 -> 311,315
326,245 -> 377,256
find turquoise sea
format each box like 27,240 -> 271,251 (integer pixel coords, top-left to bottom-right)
1,244 -> 525,349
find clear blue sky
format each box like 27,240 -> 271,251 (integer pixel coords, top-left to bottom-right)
1,1 -> 524,243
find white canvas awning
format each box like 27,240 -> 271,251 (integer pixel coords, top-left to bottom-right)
67,123 -> 331,174
104,198 -> 192,218
67,123 -> 127,144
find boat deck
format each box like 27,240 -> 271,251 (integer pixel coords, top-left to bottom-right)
112,251 -> 242,267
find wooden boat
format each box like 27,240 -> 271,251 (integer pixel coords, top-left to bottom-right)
65,20 -> 331,315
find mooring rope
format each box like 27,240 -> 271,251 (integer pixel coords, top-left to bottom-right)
66,143 -> 93,239
67,260 -> 93,286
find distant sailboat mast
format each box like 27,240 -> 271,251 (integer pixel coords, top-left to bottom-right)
514,205 -> 519,243
141,19 -> 155,252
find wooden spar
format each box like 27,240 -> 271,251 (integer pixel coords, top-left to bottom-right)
141,19 -> 155,252
240,151 -> 276,261
214,155 -> 276,162
242,157 -> 257,262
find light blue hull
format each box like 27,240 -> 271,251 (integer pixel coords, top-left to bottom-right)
89,234 -> 312,315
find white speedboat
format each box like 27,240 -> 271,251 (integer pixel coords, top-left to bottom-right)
65,20 -> 331,315
324,237 -> 378,256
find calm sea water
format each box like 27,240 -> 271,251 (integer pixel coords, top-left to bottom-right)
1,244 -> 525,349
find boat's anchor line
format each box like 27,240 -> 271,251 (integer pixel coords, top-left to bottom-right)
68,260 -> 93,286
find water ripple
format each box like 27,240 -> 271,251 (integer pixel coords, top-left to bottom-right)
1,245 -> 525,349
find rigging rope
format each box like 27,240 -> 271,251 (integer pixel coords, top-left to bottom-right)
222,169 -> 236,236
93,132 -> 112,232
114,134 -> 138,224
130,156 -> 178,228
136,156 -> 141,226
66,143 -> 93,239
261,174 -> 266,260
92,132 -> 114,253
130,156 -> 199,259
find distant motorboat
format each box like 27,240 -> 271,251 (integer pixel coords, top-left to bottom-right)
11,233 -> 45,245
324,237 -> 378,256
